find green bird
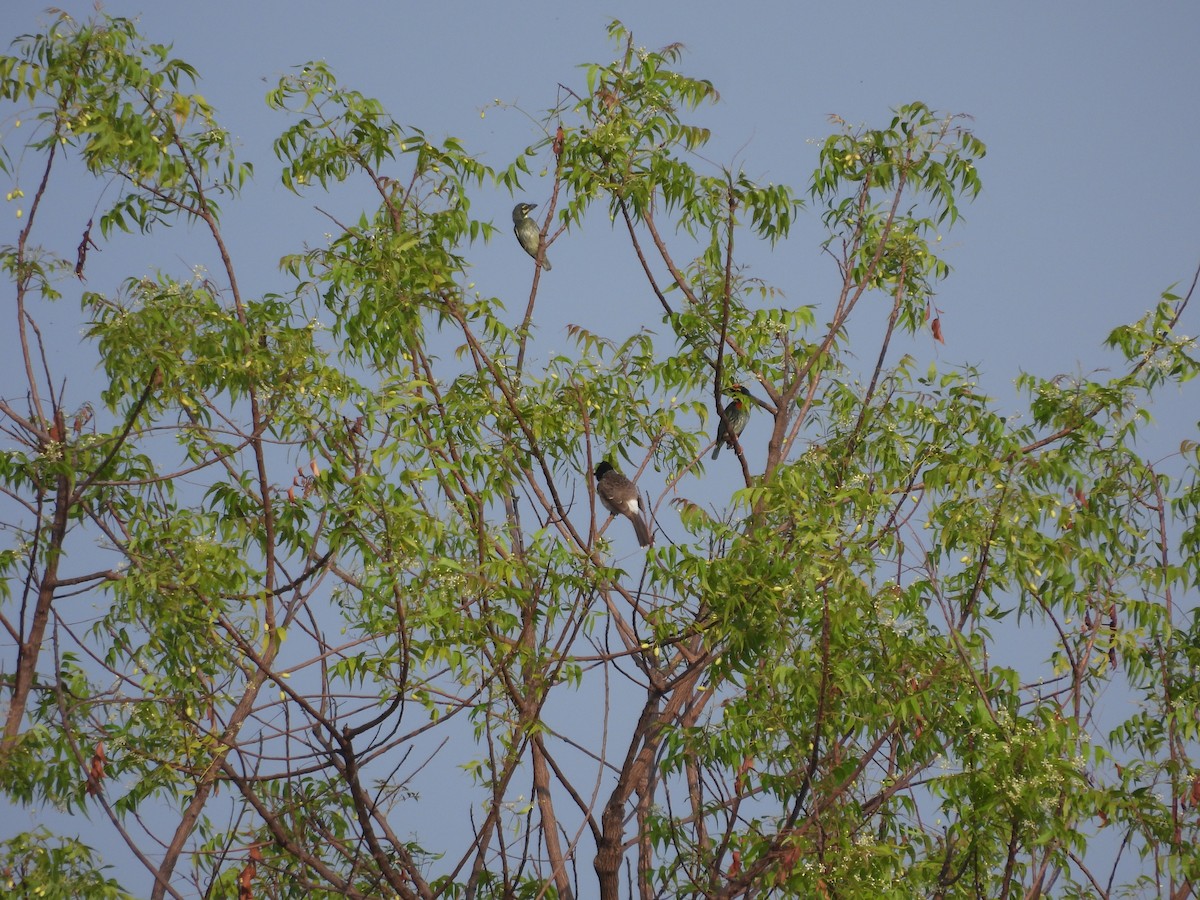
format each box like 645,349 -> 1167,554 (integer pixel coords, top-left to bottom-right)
513,202 -> 551,270
594,461 -> 653,547
711,385 -> 751,460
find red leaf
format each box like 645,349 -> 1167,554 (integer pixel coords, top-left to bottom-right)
75,218 -> 99,281
238,848 -> 260,900
735,755 -> 754,792
931,317 -> 945,344
85,741 -> 106,796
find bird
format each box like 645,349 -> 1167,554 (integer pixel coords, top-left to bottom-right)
711,385 -> 751,460
512,202 -> 551,270
593,461 -> 653,547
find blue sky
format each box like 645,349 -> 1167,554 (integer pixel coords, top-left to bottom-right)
10,1 -> 1198,424
3,0 -> 1199,891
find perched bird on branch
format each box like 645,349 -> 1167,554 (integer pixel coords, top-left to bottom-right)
593,461 -> 652,547
711,385 -> 751,459
513,202 -> 551,270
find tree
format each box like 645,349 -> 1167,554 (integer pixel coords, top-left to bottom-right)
2,12 -> 1199,899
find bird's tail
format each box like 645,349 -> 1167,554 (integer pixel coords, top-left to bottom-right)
631,512 -> 653,547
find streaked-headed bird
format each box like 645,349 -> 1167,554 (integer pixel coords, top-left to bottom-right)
711,385 -> 751,460
513,202 -> 551,270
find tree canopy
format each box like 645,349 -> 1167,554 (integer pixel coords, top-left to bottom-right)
2,12 -> 1199,899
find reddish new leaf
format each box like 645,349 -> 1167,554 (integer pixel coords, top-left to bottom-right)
931,317 -> 945,344
85,741 -> 105,796
238,846 -> 262,900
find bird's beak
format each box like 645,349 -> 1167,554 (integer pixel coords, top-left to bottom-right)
529,204 -> 538,211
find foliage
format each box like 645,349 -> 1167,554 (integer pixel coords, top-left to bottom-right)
2,11 -> 1198,900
